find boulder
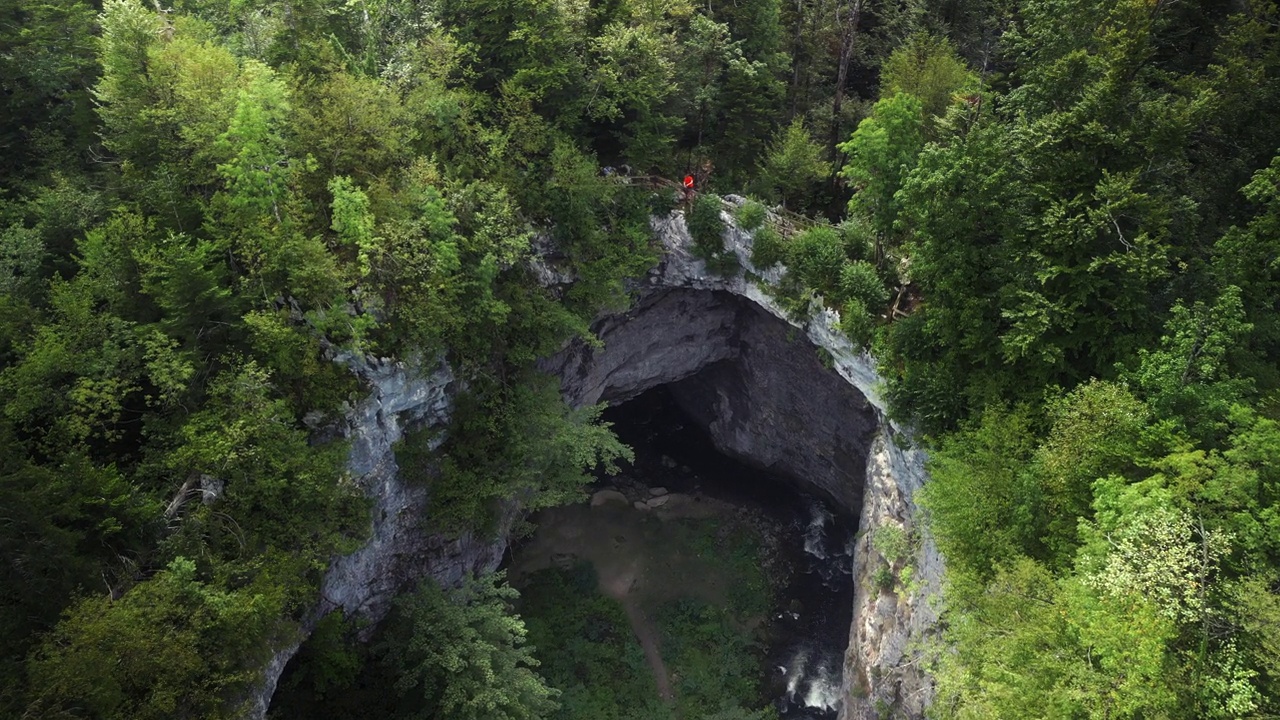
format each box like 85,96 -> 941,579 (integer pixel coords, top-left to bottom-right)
591,489 -> 629,507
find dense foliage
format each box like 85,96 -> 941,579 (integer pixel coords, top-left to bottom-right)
834,0 -> 1280,716
516,517 -> 773,720
3,0 -> 1279,715
269,574 -> 557,720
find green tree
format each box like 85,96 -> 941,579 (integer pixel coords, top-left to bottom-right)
586,20 -> 682,171
328,176 -> 379,279
94,0 -> 166,170
756,119 -> 829,209
687,192 -> 728,259
0,0 -> 98,185
1121,286 -> 1254,445
292,71 -> 415,200
380,573 -> 559,720
749,225 -> 786,268
675,14 -> 735,154
0,449 -> 157,698
422,373 -> 631,536
1031,381 -> 1152,565
919,405 -> 1043,577
165,360 -> 363,585
26,557 -> 283,720
1214,154 -> 1280,390
931,558 -> 1179,720
214,61 -> 293,228
838,92 -> 925,255
878,33 -> 977,130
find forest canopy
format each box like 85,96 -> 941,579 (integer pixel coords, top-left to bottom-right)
1,0 -> 1279,717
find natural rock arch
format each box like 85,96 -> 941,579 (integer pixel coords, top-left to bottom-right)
541,287 -> 878,514
257,202 -> 941,720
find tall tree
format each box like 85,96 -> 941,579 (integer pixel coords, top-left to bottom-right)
379,574 -> 559,720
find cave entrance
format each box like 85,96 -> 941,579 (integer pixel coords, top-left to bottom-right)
511,286 -> 881,717
543,288 -> 880,514
507,385 -> 857,718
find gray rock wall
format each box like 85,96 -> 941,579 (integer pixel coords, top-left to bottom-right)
254,200 -> 942,719
542,285 -> 877,514
841,432 -> 941,720
665,301 -> 877,514
320,354 -> 507,623
249,355 -> 507,718
540,289 -> 740,408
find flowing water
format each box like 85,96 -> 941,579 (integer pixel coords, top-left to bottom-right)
509,386 -> 856,718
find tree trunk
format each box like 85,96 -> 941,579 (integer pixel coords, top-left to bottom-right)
789,0 -> 806,117
829,0 -> 863,160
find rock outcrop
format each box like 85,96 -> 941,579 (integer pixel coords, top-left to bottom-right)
842,432 -> 940,719
255,198 -> 941,719
249,356 -> 507,718
540,288 -> 878,512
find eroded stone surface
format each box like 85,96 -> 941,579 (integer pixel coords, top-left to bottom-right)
667,313 -> 876,514
249,355 -> 507,719
841,432 -> 940,720
321,354 -> 504,624
541,287 -> 877,512
592,489 -> 630,506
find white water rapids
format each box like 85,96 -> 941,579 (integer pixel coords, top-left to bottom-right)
772,499 -> 854,718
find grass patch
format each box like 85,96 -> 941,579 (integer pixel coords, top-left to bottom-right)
657,597 -> 770,717
519,563 -> 666,720
516,515 -> 776,720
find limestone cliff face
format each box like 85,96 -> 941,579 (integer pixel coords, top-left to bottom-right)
249,355 -> 507,718
543,200 -> 942,718
320,354 -> 506,622
539,288 -> 878,513
842,432 -> 940,719
254,199 -> 941,719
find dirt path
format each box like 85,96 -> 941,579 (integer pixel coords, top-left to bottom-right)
508,498 -> 745,707
620,598 -> 675,702
595,558 -> 675,702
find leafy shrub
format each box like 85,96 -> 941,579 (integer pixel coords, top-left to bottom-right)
841,298 -> 876,347
734,199 -> 768,231
871,525 -> 909,562
839,260 -> 890,308
786,226 -> 845,295
687,193 -> 726,257
686,193 -> 742,275
873,563 -> 896,592
279,612 -> 363,699
750,226 -> 786,269
837,217 -> 876,262
646,189 -> 678,217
